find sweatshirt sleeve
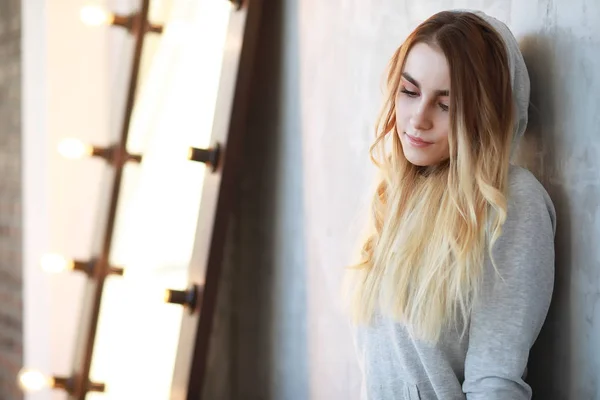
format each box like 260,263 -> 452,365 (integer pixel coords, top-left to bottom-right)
462,169 -> 556,400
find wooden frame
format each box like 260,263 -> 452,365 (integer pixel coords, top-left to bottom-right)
169,1 -> 264,398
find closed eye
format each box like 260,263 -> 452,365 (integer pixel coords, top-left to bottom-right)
400,89 -> 418,98
401,85 -> 448,111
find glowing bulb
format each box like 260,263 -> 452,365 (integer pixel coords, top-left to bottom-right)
18,369 -> 52,392
164,145 -> 195,161
41,254 -> 74,274
146,144 -> 195,163
186,147 -> 195,160
58,139 -> 94,159
80,5 -> 114,26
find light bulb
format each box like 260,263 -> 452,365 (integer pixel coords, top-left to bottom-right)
41,254 -> 74,274
58,139 -> 94,159
164,145 -> 194,161
80,5 -> 114,26
145,143 -> 195,163
18,369 -> 52,392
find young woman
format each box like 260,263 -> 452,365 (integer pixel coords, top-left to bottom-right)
345,10 -> 556,400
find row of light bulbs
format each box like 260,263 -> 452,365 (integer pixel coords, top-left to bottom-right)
20,253 -> 201,393
57,137 -> 220,168
18,3 -> 215,393
19,245 -> 200,392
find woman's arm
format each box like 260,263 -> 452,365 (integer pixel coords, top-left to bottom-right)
462,169 -> 556,400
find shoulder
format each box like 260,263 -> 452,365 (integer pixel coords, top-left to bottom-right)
485,165 -> 556,284
507,164 -> 551,204
506,164 -> 556,234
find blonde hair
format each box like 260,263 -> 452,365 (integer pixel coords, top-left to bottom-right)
344,11 -> 515,342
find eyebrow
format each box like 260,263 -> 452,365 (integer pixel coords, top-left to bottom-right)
402,72 -> 450,97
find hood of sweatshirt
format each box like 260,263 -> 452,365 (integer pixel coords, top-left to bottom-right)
453,10 -> 531,157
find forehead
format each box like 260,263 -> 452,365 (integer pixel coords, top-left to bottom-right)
403,42 -> 450,90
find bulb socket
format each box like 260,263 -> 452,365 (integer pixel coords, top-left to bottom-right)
110,12 -> 163,34
72,260 -> 95,275
164,285 -> 202,313
50,376 -> 104,394
87,381 -> 106,392
189,143 -> 221,172
50,376 -> 73,392
229,0 -> 243,10
72,259 -> 124,277
110,13 -> 134,30
89,145 -> 142,164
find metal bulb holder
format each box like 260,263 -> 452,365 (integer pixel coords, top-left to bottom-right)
164,285 -> 202,313
188,143 -> 221,172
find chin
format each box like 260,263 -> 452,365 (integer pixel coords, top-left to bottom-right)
402,149 -> 436,167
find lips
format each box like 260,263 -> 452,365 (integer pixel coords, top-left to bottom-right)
405,133 -> 433,147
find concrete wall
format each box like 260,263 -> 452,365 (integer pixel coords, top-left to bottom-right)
207,0 -> 600,399
0,0 -> 23,398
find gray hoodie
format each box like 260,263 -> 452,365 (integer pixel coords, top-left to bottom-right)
353,10 -> 557,400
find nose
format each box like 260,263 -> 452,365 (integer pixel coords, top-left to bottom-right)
410,102 -> 433,131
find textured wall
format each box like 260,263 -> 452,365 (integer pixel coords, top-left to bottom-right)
0,0 -> 22,399
513,2 -> 600,398
208,0 -> 600,399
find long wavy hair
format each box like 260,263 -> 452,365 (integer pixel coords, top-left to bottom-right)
344,11 -> 515,342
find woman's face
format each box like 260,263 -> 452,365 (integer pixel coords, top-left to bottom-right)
395,42 -> 451,167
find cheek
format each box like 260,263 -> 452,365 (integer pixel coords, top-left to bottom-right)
436,119 -> 451,157
395,97 -> 411,128
435,116 -> 450,141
